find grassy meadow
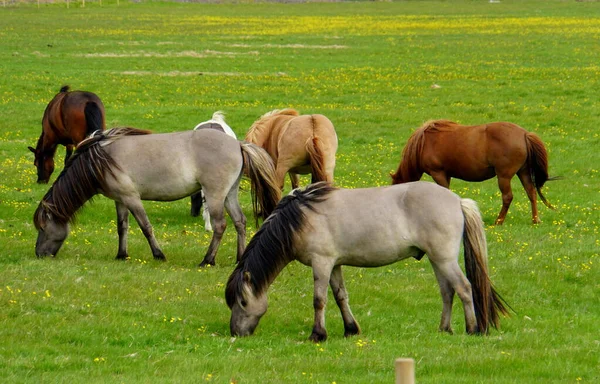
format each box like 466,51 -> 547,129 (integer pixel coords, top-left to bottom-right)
1,0 -> 599,382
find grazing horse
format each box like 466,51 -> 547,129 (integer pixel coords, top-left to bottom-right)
391,120 -> 557,225
245,109 -> 338,190
33,128 -> 281,267
226,182 -> 509,342
28,85 -> 105,183
190,111 -> 238,231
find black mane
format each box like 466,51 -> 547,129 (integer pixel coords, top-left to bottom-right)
33,128 -> 149,229
226,182 -> 337,308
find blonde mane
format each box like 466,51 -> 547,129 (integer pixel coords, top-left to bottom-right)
245,108 -> 299,144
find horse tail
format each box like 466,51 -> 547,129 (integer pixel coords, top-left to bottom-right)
84,102 -> 105,137
240,142 -> 282,225
525,132 -> 555,209
306,136 -> 328,183
390,126 -> 426,184
461,198 -> 510,334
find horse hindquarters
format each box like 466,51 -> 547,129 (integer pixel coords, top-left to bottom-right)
461,199 -> 509,333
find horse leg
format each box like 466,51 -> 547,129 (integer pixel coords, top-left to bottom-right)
275,165 -> 289,190
329,265 -> 360,337
517,169 -> 540,224
310,259 -> 334,342
124,198 -> 166,261
190,190 -> 203,217
495,175 -> 514,225
198,198 -> 226,267
223,188 -> 247,263
65,144 -> 74,164
201,190 -> 213,232
430,260 -> 478,334
289,172 -> 300,189
429,171 -> 451,188
115,202 -> 130,260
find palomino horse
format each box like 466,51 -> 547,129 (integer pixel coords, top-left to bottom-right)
391,120 -> 557,225
190,111 -> 238,231
28,85 -> 105,183
34,128 -> 281,267
226,182 -> 509,342
245,109 -> 338,190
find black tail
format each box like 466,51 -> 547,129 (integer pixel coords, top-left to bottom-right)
84,102 -> 105,136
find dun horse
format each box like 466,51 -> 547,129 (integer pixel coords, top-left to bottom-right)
28,85 -> 105,183
245,109 -> 338,190
226,182 -> 509,341
33,128 -> 281,267
190,111 -> 238,231
391,120 -> 557,224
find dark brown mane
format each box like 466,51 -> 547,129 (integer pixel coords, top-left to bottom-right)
32,129 -> 142,230
226,182 -> 337,308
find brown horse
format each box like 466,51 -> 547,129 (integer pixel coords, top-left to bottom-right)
28,85 -> 105,183
391,120 -> 557,225
245,109 -> 338,190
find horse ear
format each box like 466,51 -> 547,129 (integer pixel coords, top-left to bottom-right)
243,271 -> 252,283
28,146 -> 36,154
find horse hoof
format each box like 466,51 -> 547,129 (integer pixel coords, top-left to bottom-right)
115,254 -> 129,261
199,261 -> 215,268
309,331 -> 327,343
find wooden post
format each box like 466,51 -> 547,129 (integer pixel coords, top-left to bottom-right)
395,358 -> 415,384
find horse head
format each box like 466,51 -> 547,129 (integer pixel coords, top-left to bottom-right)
227,270 -> 268,337
33,204 -> 70,257
28,145 -> 55,184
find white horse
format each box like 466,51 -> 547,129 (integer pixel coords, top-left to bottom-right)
191,111 -> 238,231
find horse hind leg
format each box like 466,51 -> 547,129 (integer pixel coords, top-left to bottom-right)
517,169 -> 540,224
190,190 -> 203,217
329,265 -> 360,337
430,260 -> 478,334
198,193 -> 227,267
223,186 -> 246,263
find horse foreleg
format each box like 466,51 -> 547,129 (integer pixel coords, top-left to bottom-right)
115,202 -> 130,260
329,266 -> 360,337
431,260 -> 477,334
495,176 -> 514,225
289,173 -> 300,189
429,171 -> 451,188
126,199 -> 166,261
65,144 -> 74,164
517,170 -> 540,224
309,260 -> 334,342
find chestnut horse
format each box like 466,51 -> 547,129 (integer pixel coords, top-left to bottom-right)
28,85 -> 105,183
245,109 -> 338,190
391,120 -> 557,225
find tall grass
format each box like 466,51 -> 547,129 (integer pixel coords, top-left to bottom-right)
0,1 -> 598,383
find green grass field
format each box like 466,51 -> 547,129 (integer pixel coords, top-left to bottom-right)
1,1 -> 599,382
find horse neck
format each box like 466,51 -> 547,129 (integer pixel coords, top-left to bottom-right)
41,144 -> 112,224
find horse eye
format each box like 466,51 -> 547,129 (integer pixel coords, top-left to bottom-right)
240,300 -> 247,307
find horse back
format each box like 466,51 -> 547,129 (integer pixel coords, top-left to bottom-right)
296,182 -> 463,268
102,130 -> 243,201
420,122 -> 528,180
43,89 -> 106,145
